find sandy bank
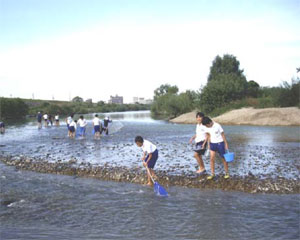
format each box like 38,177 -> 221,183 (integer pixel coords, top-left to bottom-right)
170,107 -> 300,126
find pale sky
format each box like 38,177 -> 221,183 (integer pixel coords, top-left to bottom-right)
0,0 -> 299,103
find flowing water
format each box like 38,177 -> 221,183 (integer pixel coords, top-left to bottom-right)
0,111 -> 299,239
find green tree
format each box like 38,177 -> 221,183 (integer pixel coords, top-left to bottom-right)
154,84 -> 179,99
207,54 -> 245,82
72,96 -> 83,103
199,55 -> 247,113
246,80 -> 260,98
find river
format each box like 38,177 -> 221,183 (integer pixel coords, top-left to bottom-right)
0,111 -> 299,239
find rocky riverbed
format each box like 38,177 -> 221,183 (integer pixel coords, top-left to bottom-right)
1,154 -> 299,194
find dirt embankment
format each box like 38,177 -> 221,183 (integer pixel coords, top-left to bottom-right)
170,107 -> 300,126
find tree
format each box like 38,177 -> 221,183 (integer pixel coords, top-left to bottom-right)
207,54 -> 245,82
72,96 -> 83,103
151,84 -> 197,118
199,54 -> 247,113
246,80 -> 260,98
154,84 -> 178,99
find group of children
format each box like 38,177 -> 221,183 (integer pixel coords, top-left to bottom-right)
135,112 -> 230,185
66,114 -> 112,139
37,112 -> 60,129
35,110 -> 228,184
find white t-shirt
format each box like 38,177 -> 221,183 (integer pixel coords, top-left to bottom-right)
55,115 -> 59,120
195,124 -> 207,142
205,122 -> 224,143
43,114 -> 48,120
93,117 -> 101,126
142,140 -> 157,154
69,121 -> 77,129
77,118 -> 87,127
67,116 -> 72,124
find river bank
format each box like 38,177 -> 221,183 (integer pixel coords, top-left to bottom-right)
1,155 -> 299,194
170,107 -> 300,126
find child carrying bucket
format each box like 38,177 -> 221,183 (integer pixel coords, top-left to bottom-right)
202,117 -> 230,180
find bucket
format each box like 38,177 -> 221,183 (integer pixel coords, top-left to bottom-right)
224,151 -> 235,162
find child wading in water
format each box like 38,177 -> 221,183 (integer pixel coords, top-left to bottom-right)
135,136 -> 158,186
202,117 -> 230,180
189,112 -> 207,175
68,119 -> 77,139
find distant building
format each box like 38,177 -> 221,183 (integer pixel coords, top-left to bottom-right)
133,97 -> 153,104
109,95 -> 123,104
85,99 -> 93,103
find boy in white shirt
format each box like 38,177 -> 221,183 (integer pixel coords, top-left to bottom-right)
65,114 -> 73,137
43,113 -> 48,127
69,119 -> 77,139
93,114 -> 102,139
189,112 -> 208,174
77,115 -> 87,137
202,116 -> 230,180
135,136 -> 158,186
55,114 -> 60,126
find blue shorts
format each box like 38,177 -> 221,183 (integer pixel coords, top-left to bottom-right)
69,126 -> 75,133
67,124 -> 70,129
145,149 -> 158,169
79,127 -> 86,135
94,125 -> 101,133
210,142 -> 226,158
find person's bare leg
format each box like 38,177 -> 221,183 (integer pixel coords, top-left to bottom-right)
194,152 -> 205,173
149,168 -> 157,180
221,158 -> 229,173
146,170 -> 152,185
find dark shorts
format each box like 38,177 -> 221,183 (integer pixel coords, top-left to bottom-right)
210,142 -> 226,158
0,123 -> 5,128
67,124 -> 70,129
145,149 -> 158,169
94,125 -> 100,133
194,141 -> 207,155
69,126 -> 75,133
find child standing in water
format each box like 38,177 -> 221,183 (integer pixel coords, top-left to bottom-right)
0,121 -> 5,134
102,116 -> 112,135
68,119 -> 77,139
189,112 -> 207,174
202,116 -> 230,180
37,112 -> 42,129
93,114 -> 102,139
77,115 -> 87,137
55,114 -> 60,126
135,136 -> 158,186
43,113 -> 48,127
66,114 -> 73,137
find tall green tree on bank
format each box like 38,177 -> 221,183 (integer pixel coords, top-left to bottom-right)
200,54 -> 247,112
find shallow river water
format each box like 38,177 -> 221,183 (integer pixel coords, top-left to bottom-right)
0,111 -> 299,239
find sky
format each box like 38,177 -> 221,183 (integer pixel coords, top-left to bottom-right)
0,0 -> 299,103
